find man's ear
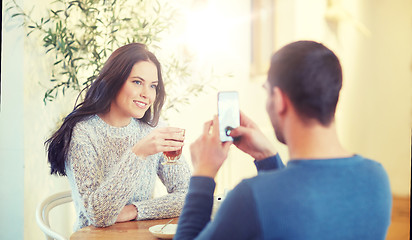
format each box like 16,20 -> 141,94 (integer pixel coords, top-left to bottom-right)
273,87 -> 287,115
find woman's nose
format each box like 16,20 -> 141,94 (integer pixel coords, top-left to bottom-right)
140,85 -> 149,98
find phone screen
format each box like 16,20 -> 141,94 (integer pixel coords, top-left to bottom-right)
218,91 -> 240,142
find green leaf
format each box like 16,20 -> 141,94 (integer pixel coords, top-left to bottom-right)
46,47 -> 55,54
51,10 -> 63,16
5,6 -> 15,12
11,13 -> 24,18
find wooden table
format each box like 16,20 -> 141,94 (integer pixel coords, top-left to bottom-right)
70,218 -> 178,240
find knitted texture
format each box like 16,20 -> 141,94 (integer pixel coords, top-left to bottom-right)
65,115 -> 191,231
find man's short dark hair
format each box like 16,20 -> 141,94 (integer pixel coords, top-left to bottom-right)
268,41 -> 342,126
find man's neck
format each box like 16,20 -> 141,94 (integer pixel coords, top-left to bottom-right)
285,120 -> 352,160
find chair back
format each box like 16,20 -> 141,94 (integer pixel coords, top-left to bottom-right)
35,191 -> 72,240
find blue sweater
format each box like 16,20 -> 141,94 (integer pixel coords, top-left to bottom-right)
175,154 -> 392,240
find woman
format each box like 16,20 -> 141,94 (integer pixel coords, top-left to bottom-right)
45,43 -> 191,231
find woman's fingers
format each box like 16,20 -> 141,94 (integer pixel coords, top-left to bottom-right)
162,145 -> 183,152
152,139 -> 182,153
162,139 -> 184,147
157,127 -> 185,142
133,127 -> 185,157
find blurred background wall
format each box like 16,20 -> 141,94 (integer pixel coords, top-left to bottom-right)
1,0 -> 411,239
1,0 -> 24,238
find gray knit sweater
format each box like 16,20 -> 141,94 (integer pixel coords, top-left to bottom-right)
65,115 -> 191,231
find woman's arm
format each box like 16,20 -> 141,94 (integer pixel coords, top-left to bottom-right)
116,205 -> 138,222
132,154 -> 191,220
67,127 -> 141,228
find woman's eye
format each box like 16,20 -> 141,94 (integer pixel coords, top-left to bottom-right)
151,84 -> 158,89
133,80 -> 142,85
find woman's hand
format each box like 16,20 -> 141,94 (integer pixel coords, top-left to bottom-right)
190,115 -> 232,178
229,112 -> 277,161
132,127 -> 185,158
116,205 -> 138,223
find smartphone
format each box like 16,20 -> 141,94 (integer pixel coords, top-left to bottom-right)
218,91 -> 240,142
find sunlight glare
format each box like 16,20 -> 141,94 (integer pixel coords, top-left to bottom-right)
181,4 -> 232,59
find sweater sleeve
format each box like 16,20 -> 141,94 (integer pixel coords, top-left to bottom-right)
133,155 -> 191,220
175,177 -> 261,240
66,126 -> 141,228
254,153 -> 285,172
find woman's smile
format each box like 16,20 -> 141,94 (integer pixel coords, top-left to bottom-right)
134,100 -> 149,109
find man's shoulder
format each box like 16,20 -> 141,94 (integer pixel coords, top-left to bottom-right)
356,155 -> 384,166
352,155 -> 388,175
240,169 -> 288,192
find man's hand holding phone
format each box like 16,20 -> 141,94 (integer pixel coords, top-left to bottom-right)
230,112 -> 277,161
190,91 -> 277,179
190,115 -> 232,178
218,91 -> 240,142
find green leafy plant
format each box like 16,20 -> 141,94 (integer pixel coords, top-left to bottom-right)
6,0 -> 216,118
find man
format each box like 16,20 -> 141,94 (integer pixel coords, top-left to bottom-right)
175,41 -> 392,240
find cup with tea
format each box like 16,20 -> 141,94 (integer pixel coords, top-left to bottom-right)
162,129 -> 185,165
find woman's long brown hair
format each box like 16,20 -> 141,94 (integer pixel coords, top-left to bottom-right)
45,43 -> 165,176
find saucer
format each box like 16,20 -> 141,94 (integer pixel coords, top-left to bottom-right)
148,223 -> 178,239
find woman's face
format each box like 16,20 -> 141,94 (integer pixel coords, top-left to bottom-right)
109,60 -> 158,125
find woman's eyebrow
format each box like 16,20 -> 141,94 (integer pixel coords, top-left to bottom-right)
131,76 -> 145,81
131,76 -> 158,84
